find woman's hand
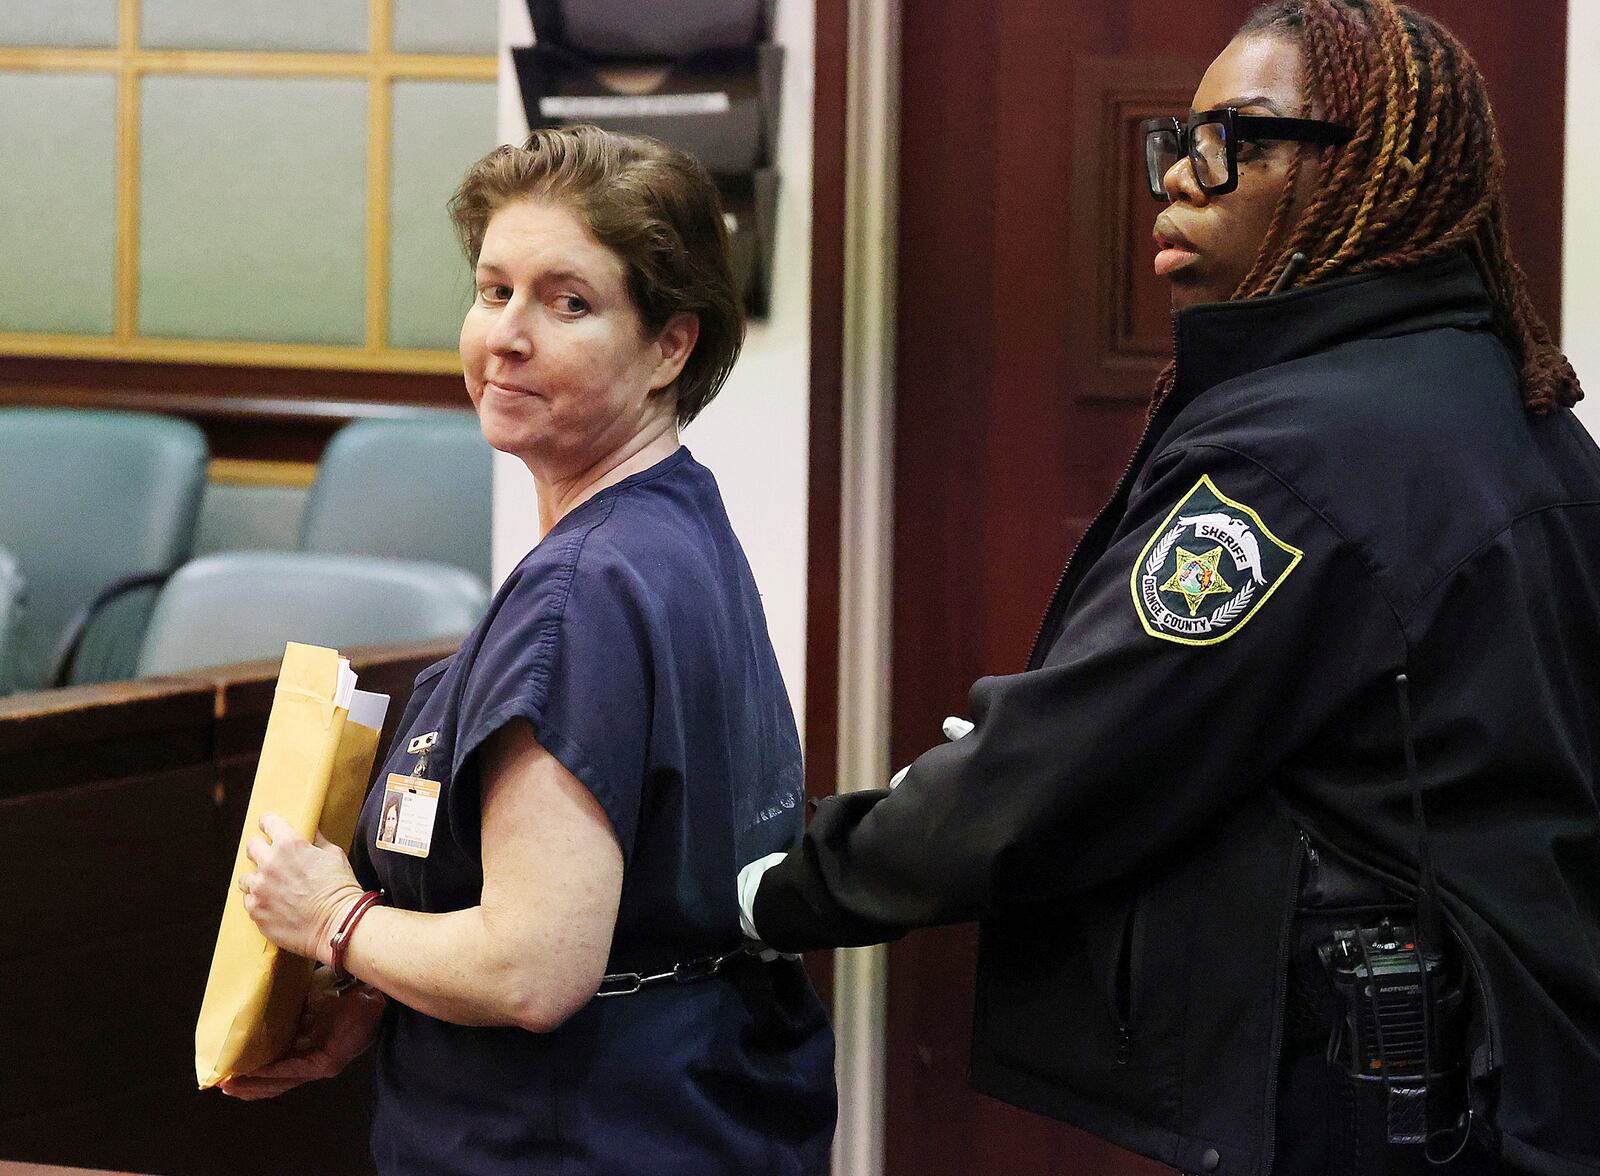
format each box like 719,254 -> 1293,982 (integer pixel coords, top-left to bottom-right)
239,812 -> 364,965
218,968 -> 386,1100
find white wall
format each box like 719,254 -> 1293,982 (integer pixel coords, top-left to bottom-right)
1565,2 -> 1600,438
492,0 -> 813,735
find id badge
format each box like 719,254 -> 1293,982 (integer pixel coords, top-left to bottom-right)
375,773 -> 439,858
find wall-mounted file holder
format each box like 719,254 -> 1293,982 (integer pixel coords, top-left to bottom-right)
512,42 -> 783,176
719,168 -> 778,318
525,0 -> 773,62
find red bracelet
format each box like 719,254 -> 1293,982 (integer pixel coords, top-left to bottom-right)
329,889 -> 386,981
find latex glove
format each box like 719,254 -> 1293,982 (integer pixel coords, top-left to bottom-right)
738,852 -> 788,944
889,715 -> 975,789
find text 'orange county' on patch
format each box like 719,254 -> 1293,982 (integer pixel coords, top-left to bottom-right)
1130,474 -> 1302,647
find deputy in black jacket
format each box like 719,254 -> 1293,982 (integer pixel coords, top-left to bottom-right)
742,4 -> 1600,1174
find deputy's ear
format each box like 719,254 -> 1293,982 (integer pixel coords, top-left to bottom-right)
649,312 -> 700,393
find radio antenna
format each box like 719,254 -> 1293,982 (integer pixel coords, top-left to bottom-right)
1269,251 -> 1309,296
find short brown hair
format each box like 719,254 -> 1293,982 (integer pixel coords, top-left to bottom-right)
449,125 -> 744,425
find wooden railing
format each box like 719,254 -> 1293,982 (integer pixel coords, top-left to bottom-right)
0,639 -> 456,1176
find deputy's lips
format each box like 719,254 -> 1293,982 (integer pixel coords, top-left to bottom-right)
1152,216 -> 1200,277
1152,219 -> 1203,276
1154,246 -> 1199,276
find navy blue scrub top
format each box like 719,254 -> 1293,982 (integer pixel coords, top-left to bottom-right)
351,448 -> 836,1176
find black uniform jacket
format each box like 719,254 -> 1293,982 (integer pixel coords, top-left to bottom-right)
755,254 -> 1600,1175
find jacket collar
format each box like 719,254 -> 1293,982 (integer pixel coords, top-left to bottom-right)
1168,252 -> 1497,409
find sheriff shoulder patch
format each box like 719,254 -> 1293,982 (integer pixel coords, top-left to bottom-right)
1130,474 -> 1303,646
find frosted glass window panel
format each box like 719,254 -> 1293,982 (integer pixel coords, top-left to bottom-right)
389,80 -> 497,349
0,72 -> 116,335
392,0 -> 498,55
138,76 -> 368,345
0,1 -> 118,47
140,0 -> 367,51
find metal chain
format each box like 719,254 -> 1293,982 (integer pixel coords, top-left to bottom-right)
594,946 -> 751,998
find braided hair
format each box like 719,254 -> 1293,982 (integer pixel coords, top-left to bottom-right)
1152,0 -> 1579,414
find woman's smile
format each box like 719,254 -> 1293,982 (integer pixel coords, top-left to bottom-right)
483,377 -> 541,400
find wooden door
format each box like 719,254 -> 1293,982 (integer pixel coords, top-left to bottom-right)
885,2 -> 1567,1173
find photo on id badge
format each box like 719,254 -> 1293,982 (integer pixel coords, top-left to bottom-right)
377,731 -> 440,858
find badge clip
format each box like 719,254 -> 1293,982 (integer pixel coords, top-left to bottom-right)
407,731 -> 438,777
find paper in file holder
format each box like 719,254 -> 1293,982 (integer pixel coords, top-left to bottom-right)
525,0 -> 772,61
513,42 -> 783,177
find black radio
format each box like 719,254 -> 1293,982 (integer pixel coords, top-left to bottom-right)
1317,919 -> 1466,1145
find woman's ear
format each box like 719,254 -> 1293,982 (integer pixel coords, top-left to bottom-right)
648,312 -> 701,393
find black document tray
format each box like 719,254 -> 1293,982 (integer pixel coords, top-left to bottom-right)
719,168 -> 779,317
525,0 -> 771,61
513,42 -> 783,175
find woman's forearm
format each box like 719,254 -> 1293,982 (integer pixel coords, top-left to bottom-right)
244,721 -> 621,1033
335,901 -> 594,1032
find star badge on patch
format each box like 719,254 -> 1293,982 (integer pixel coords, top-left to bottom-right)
1131,474 -> 1303,646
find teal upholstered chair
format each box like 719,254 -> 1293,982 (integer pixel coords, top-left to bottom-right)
0,548 -> 26,696
299,415 -> 493,587
0,409 -> 208,691
135,551 -> 488,676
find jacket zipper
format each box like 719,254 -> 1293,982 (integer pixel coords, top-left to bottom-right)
1113,894 -> 1141,1064
1025,436 -> 1142,665
1026,317 -> 1184,668
1298,827 -> 1320,891
1258,828 -> 1309,1176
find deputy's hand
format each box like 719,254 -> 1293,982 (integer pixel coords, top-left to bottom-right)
218,968 -> 385,1100
741,716 -> 978,949
737,852 -> 792,956
889,715 -> 974,789
238,812 -> 364,965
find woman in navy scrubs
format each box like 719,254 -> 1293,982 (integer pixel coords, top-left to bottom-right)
227,126 -> 837,1175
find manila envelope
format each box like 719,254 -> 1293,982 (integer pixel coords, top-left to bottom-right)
195,642 -> 389,1089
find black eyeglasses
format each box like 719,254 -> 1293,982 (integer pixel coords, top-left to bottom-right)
1139,107 -> 1353,200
